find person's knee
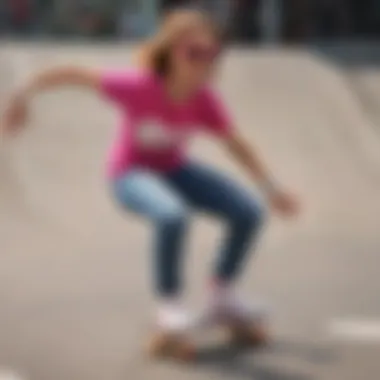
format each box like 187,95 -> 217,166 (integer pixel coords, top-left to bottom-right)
232,199 -> 266,230
157,203 -> 189,229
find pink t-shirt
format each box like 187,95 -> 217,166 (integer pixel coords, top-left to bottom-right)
100,69 -> 232,178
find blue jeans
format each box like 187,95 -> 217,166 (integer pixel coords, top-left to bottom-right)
112,162 -> 266,297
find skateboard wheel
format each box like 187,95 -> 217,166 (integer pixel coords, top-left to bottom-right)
226,322 -> 270,347
146,333 -> 196,361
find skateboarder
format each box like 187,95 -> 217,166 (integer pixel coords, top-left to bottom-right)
2,8 -> 298,359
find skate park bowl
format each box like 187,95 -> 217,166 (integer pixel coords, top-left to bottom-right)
0,43 -> 379,380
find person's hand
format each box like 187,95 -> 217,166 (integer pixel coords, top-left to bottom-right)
268,189 -> 299,218
1,93 -> 30,137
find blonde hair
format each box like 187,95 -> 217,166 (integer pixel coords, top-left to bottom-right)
136,9 -> 223,76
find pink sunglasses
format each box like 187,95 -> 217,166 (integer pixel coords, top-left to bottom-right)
182,44 -> 221,63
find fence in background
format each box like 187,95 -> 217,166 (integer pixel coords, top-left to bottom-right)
1,0 -> 380,43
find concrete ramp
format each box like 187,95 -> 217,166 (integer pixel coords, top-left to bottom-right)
348,66 -> 380,126
213,50 -> 380,231
0,45 -> 379,380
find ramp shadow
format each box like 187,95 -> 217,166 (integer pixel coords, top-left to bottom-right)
186,338 -> 338,380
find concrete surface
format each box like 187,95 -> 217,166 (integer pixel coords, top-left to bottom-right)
0,44 -> 379,380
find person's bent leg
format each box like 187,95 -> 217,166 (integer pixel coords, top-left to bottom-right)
112,171 -> 196,357
167,162 -> 268,331
112,170 -> 198,353
167,162 -> 266,284
113,170 -> 189,297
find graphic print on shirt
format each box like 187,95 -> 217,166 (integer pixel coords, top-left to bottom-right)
135,119 -> 191,150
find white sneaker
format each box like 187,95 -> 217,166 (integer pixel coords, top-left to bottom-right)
221,293 -> 269,323
157,302 -> 193,334
198,286 -> 269,329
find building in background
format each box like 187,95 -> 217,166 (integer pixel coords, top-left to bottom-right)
282,0 -> 380,42
1,0 -> 380,42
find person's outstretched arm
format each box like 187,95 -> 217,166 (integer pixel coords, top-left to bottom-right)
17,66 -> 100,96
200,89 -> 299,217
1,66 -> 101,136
1,66 -> 135,136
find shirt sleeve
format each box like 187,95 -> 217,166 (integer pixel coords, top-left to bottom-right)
198,88 -> 233,137
99,70 -> 137,105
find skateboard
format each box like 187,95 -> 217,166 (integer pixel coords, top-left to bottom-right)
146,319 -> 270,361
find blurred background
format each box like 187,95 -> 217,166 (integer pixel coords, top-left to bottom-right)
1,0 -> 380,43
